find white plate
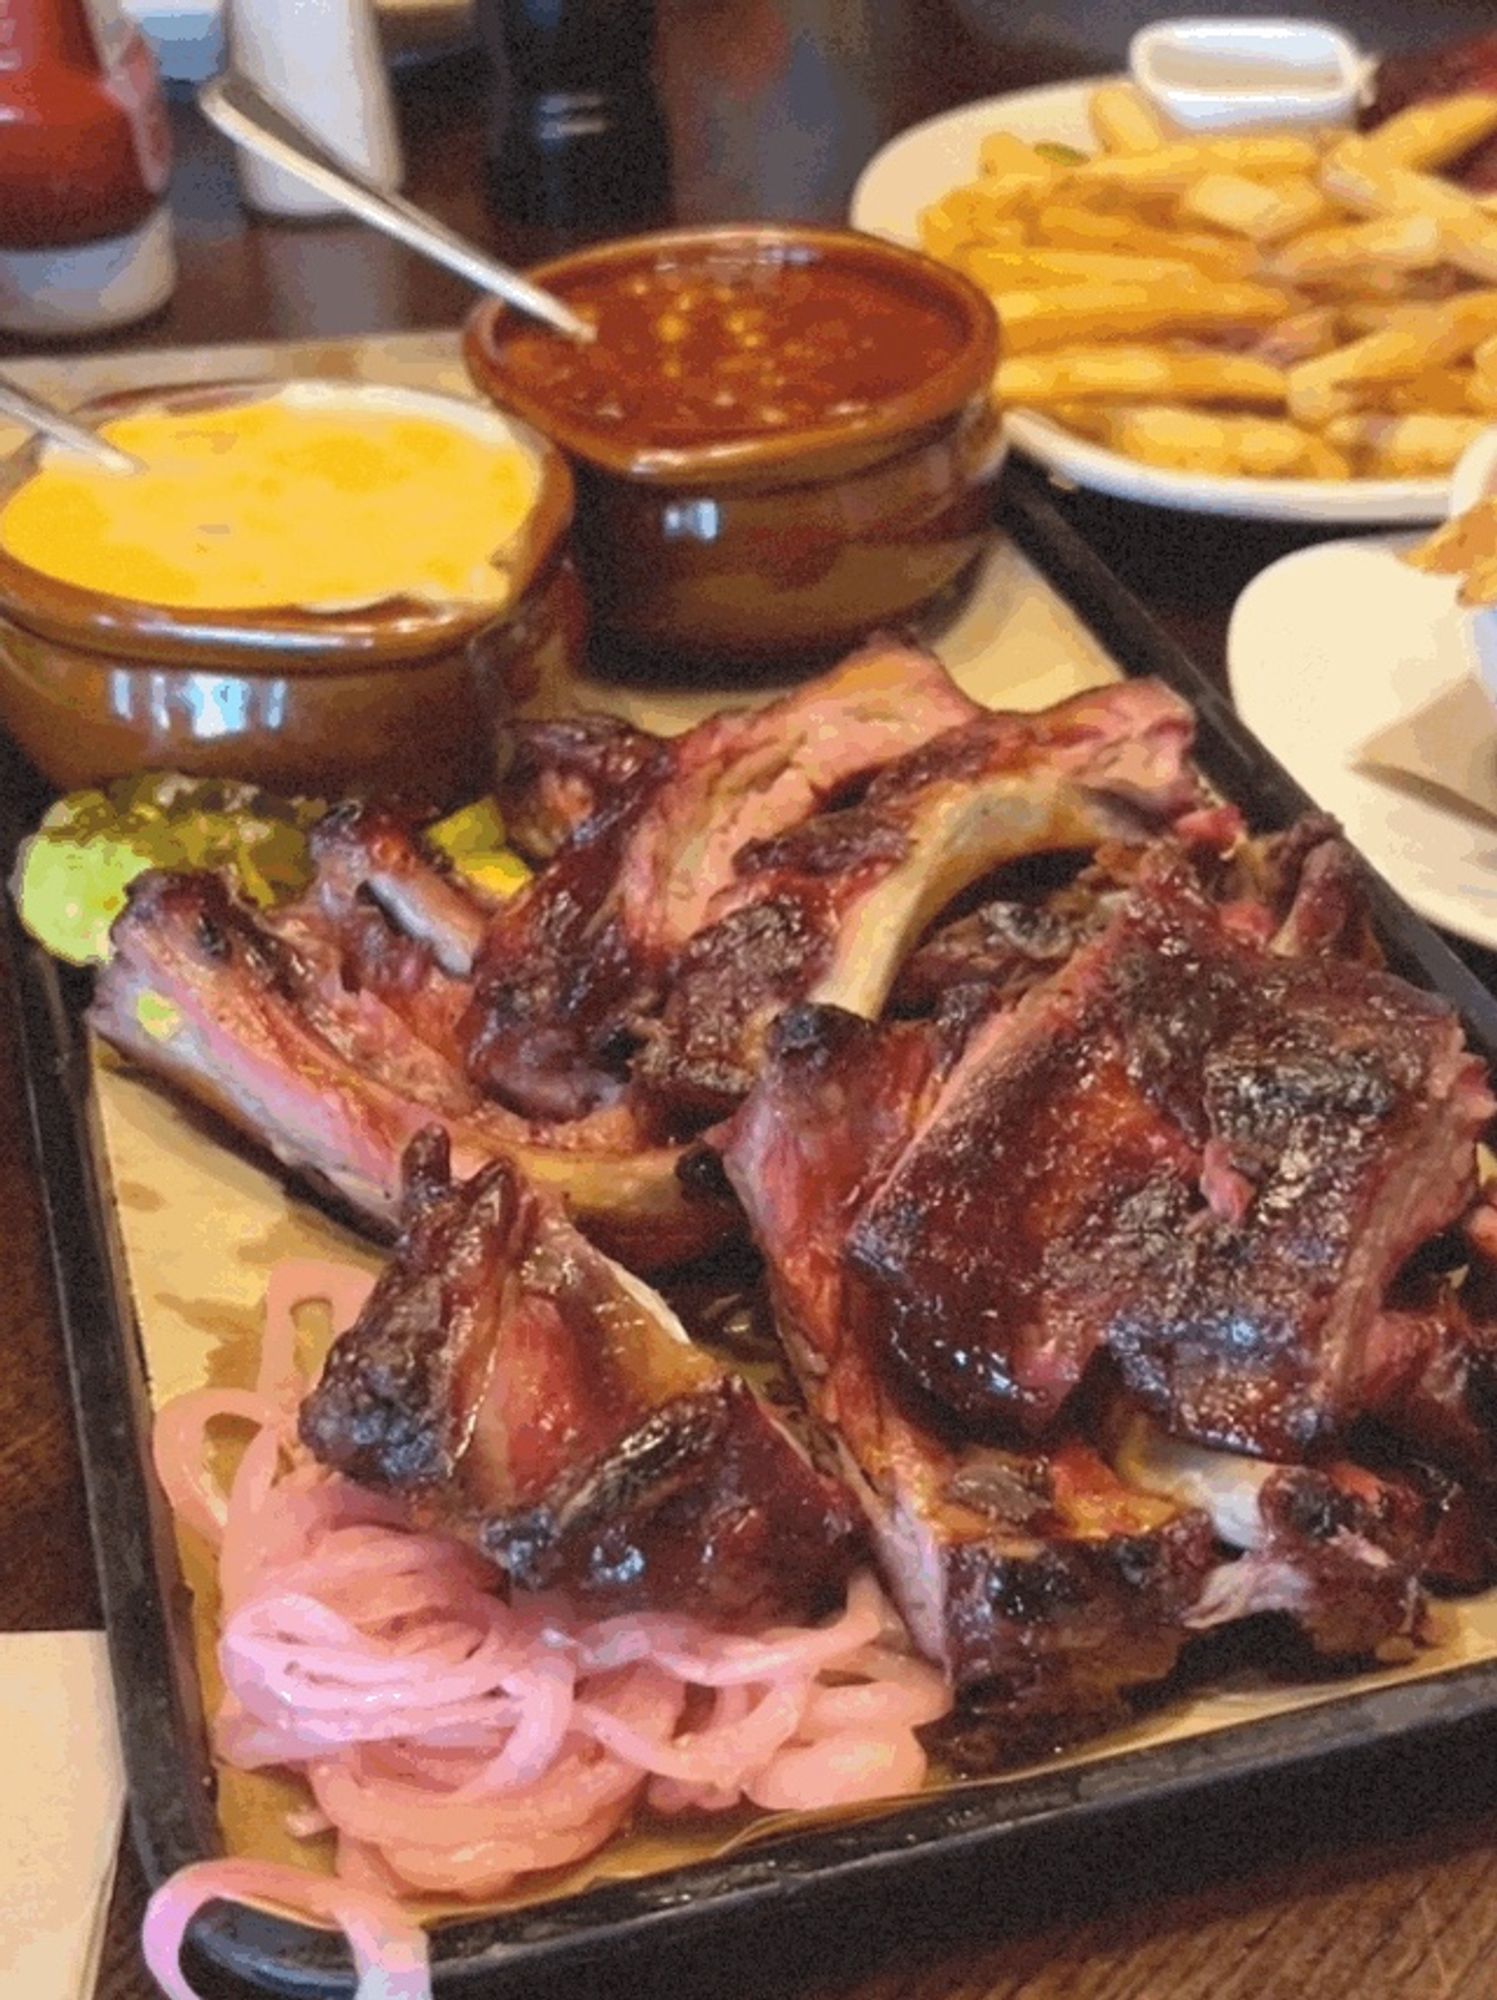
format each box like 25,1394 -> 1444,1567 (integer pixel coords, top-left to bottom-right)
849,80 -> 1451,526
1227,535 -> 1497,948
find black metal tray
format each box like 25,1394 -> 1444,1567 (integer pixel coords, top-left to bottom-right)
11,459 -> 1497,1999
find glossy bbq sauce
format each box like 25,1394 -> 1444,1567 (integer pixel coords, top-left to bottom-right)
499,250 -> 968,447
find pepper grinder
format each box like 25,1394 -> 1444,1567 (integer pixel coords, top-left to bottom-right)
479,0 -> 672,241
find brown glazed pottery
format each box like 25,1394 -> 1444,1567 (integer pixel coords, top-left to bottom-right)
464,225 -> 1003,668
0,380 -> 579,797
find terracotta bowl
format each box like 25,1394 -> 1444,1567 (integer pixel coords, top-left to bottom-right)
0,380 -> 580,798
464,225 -> 1003,669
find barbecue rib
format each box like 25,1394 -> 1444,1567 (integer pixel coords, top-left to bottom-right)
1110,1415 -> 1430,1656
461,637 -> 982,1120
261,801 -> 483,1078
499,714 -> 665,863
93,872 -> 732,1266
720,1004 -> 1216,1709
300,1129 -> 861,1622
638,679 -> 1210,1119
849,846 -> 1493,1455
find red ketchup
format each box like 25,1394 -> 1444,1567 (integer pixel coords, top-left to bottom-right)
0,0 -> 175,336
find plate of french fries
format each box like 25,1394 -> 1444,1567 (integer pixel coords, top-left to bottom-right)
851,73 -> 1497,521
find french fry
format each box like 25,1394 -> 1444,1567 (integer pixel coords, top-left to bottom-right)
978,131 -> 1058,184
961,247 -> 1201,290
1042,401 -> 1115,442
1105,405 -> 1348,478
1296,264 -> 1432,301
921,182 -> 1035,240
1335,300 -> 1428,336
1065,135 -> 1320,195
1286,290 -> 1497,424
996,345 -> 1286,407
918,207 -> 969,263
1177,171 -> 1330,243
1087,82 -> 1169,155
1271,211 -> 1444,283
1369,368 -> 1480,416
1030,202 -> 1259,279
1470,335 -> 1497,410
1296,432 -> 1353,478
1409,502 -> 1497,601
1408,504 -> 1493,573
1252,305 -> 1342,368
1321,137 -> 1497,284
919,207 -> 1027,261
1360,94 -> 1497,173
1321,410 -> 1488,475
1464,555 -> 1497,603
994,279 -> 1293,352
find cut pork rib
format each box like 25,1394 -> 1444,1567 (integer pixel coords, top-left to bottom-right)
300,1129 -> 860,1621
261,801 -> 484,1081
461,637 -> 980,1121
1362,1281 -> 1497,1486
302,800 -> 492,978
498,714 -> 666,863
1110,1414 -> 1429,1656
638,679 -> 1208,1119
891,892 -> 1107,1016
92,872 -> 733,1267
720,1005 -> 1216,1708
849,848 -> 1493,1455
614,638 -> 982,961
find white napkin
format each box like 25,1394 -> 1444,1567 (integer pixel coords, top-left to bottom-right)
0,1632 -> 126,1998
1355,673 -> 1497,832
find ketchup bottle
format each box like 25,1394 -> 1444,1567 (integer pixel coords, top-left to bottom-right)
0,0 -> 176,338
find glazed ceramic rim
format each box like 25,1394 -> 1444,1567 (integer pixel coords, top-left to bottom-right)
0,378 -> 575,670
464,223 -> 1000,484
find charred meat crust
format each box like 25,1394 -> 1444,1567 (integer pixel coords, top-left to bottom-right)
462,638 -> 982,1124
942,1503 -> 1216,1699
635,680 -> 1210,1123
480,1377 -> 862,1620
719,1002 -> 1219,1709
849,852 -> 1490,1456
300,1132 -> 861,1621
498,714 -> 667,863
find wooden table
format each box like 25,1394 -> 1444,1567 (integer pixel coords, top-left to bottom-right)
6,3 -> 1497,1993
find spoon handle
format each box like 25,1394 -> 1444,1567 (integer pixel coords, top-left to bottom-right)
0,377 -> 138,474
198,72 -> 595,344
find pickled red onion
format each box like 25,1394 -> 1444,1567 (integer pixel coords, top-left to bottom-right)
141,1861 -> 429,2000
142,1259 -> 951,2000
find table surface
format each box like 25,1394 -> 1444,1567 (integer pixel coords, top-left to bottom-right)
7,3 -> 1497,1995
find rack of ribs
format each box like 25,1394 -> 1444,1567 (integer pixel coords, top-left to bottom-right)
719,1003 -> 1216,1714
720,828 -> 1496,1694
89,646 -> 1209,1266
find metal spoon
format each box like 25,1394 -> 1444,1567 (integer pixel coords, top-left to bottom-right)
198,73 -> 596,344
0,375 -> 140,474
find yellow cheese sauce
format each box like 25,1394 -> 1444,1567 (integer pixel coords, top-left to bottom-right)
0,387 -> 544,613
